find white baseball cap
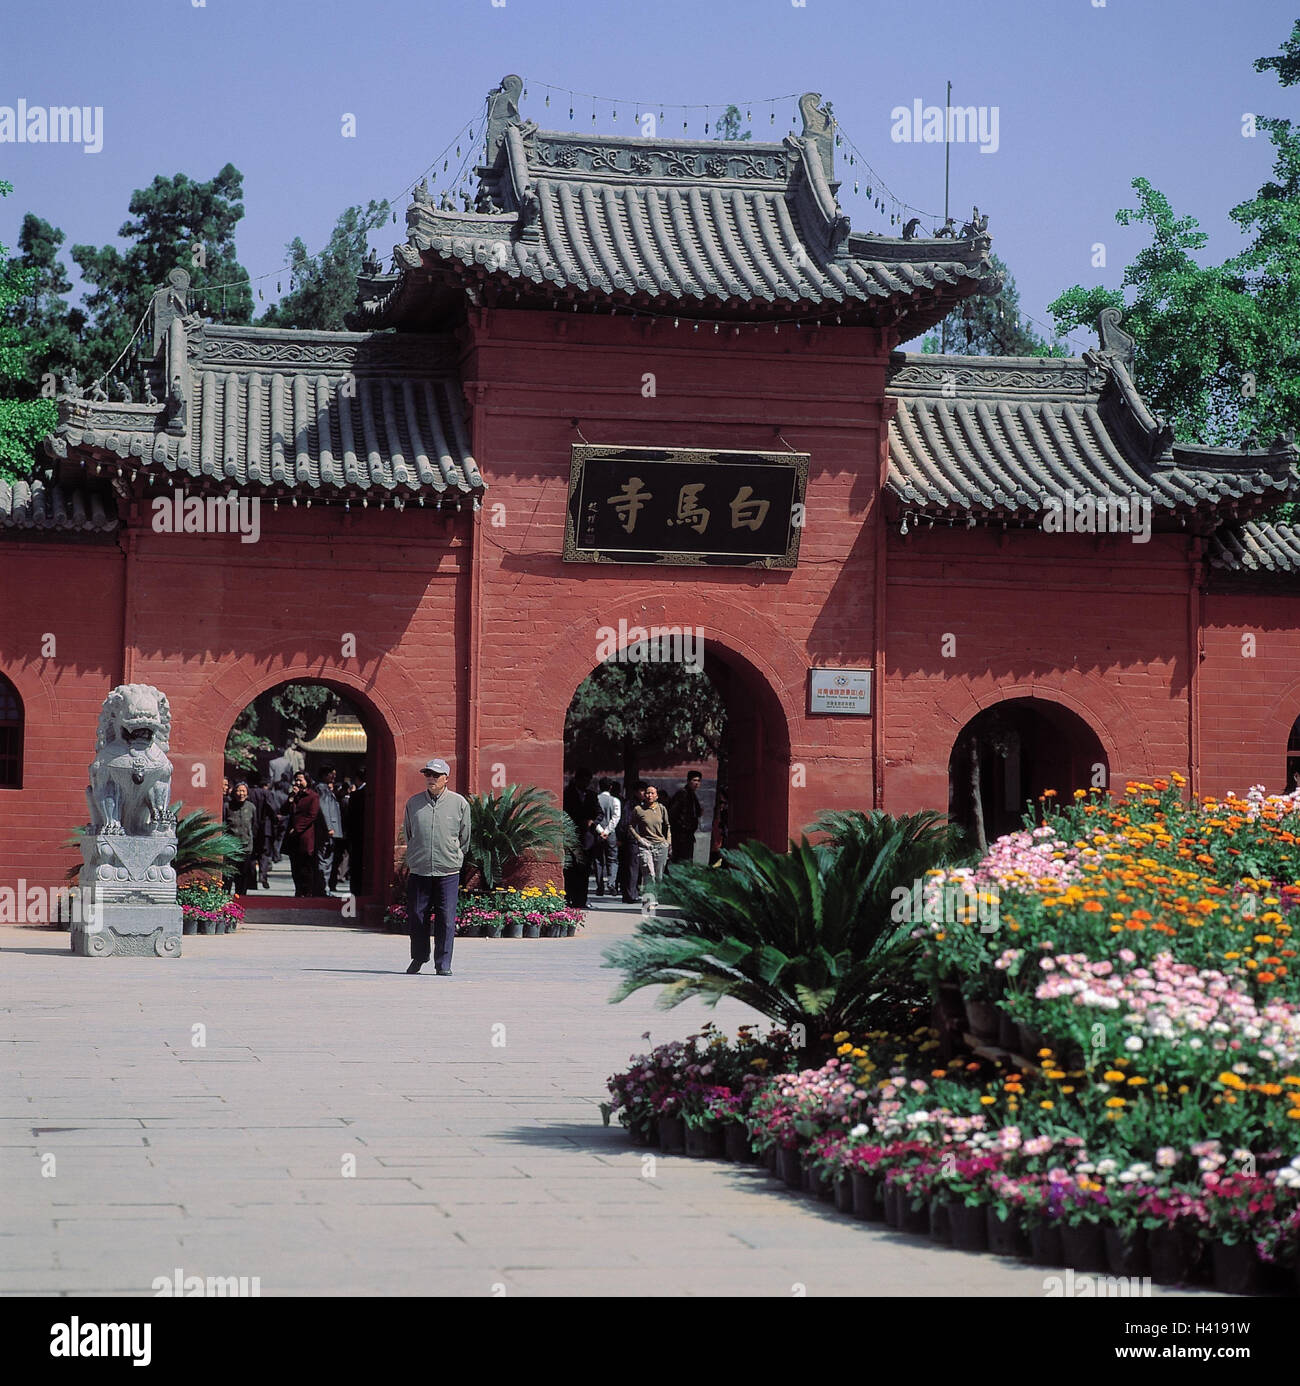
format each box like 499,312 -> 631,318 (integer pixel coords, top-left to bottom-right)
421,758 -> 450,775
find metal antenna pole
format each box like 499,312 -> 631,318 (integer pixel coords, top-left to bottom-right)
941,80 -> 952,353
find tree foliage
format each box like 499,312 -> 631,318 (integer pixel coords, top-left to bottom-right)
603,813 -> 960,1051
716,105 -> 752,142
1048,21 -> 1300,449
0,181 -> 58,482
565,661 -> 726,791
259,200 -> 390,331
921,252 -> 1064,357
70,163 -> 254,382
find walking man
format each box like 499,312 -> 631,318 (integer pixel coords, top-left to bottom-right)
593,778 -> 621,896
562,767 -> 599,908
668,771 -> 704,865
628,783 -> 671,896
402,758 -> 471,976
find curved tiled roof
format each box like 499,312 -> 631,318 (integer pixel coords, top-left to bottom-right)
349,82 -> 997,334
1210,521 -> 1300,573
47,323 -> 484,502
0,475 -> 117,532
885,352 -> 1299,524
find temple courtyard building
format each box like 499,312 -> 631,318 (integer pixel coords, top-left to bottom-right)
3,77 -> 1299,916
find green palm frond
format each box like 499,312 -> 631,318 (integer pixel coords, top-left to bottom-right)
603,816 -> 962,1050
466,784 -> 574,891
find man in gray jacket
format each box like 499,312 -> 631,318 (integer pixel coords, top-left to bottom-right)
402,757 -> 471,975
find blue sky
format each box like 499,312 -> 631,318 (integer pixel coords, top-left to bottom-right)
1,0 -> 1296,351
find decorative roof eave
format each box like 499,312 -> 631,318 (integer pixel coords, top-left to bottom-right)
350,79 -> 1000,332
352,231 -> 994,332
0,473 -> 118,534
1210,521 -> 1300,576
884,316 -> 1300,526
47,279 -> 484,501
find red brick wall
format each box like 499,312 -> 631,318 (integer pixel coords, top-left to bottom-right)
882,528 -> 1196,810
1200,587 -> 1300,797
463,308 -> 890,847
8,309 -> 1299,905
0,538 -> 124,888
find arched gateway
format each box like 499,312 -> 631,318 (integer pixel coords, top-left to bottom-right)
3,76 -> 1298,896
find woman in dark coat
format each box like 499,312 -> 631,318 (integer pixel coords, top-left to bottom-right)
283,772 -> 324,896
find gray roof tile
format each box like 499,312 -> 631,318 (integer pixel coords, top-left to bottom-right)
886,352 -> 1299,520
0,475 -> 117,532
46,324 -> 483,499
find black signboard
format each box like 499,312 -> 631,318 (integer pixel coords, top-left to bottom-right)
563,444 -> 808,568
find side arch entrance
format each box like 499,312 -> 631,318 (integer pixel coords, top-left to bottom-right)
948,696 -> 1108,850
222,677 -> 397,908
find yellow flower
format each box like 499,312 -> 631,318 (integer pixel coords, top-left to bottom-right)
1103,1070 -> 1126,1082
1062,1086 -> 1076,1094
1040,1100 -> 1054,1110
1126,1076 -> 1147,1086
1037,1047 -> 1054,1059
979,1095 -> 996,1105
1105,1097 -> 1126,1108
832,1031 -> 850,1043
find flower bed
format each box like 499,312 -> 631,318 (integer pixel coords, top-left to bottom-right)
603,778 -> 1300,1292
177,870 -> 243,935
383,883 -> 583,938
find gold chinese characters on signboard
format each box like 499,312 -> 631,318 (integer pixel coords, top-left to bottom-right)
563,444 -> 809,568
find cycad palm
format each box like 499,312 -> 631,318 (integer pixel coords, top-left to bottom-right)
603,812 -> 960,1048
466,785 -> 574,891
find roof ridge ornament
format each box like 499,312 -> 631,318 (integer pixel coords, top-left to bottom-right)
798,92 -> 834,181
485,74 -> 524,166
1096,306 -> 1135,366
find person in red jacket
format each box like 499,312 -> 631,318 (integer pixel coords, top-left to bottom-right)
283,771 -> 325,897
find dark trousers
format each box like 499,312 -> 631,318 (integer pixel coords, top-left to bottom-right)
617,835 -> 636,902
407,873 -> 458,970
670,832 -> 696,864
329,836 -> 348,892
593,833 -> 617,893
289,845 -> 322,897
316,837 -> 335,894
349,843 -> 365,895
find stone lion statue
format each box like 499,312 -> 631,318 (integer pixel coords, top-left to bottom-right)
86,684 -> 176,835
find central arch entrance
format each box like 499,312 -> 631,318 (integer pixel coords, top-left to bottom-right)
562,638 -> 791,892
222,677 -> 396,910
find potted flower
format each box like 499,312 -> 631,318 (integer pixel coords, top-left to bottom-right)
985,1171 -> 1032,1258
932,1153 -> 998,1252
680,1083 -> 729,1159
1201,1173 -> 1274,1296
1138,1187 -> 1206,1287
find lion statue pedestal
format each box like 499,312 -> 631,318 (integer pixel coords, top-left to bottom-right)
73,684 -> 183,958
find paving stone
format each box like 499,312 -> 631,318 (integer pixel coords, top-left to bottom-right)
3,919 -> 1156,1296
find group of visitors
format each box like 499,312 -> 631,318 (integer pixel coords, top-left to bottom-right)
221,761 -> 367,898
562,768 -> 728,907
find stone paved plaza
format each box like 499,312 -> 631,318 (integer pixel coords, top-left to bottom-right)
2,911 -> 1205,1298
